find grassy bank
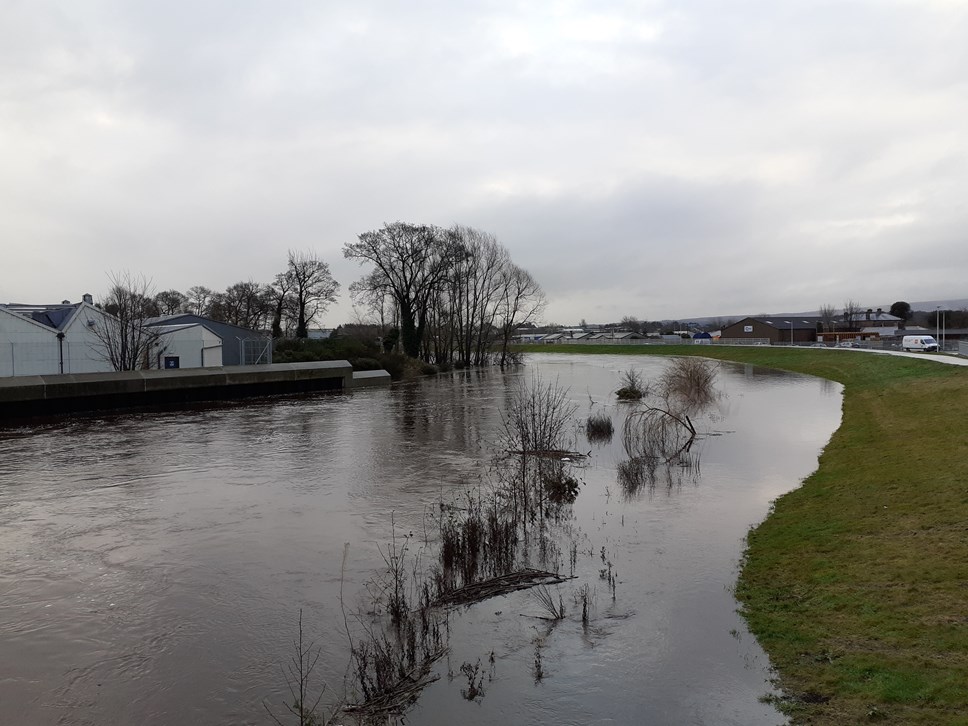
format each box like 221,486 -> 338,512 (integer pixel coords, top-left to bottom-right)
520,344 -> 968,724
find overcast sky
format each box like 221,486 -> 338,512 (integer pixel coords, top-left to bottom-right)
2,1 -> 966,325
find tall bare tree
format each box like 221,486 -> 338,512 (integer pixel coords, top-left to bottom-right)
349,269 -> 395,329
186,286 -> 214,316
818,304 -> 837,332
446,226 -> 510,366
154,289 -> 187,316
279,250 -> 340,338
344,222 -> 461,358
496,265 -> 546,368
93,271 -> 167,371
842,300 -> 863,330
209,281 -> 274,330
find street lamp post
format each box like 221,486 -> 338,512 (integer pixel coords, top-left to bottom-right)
937,307 -> 941,349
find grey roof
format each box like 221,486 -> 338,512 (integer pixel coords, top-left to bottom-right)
739,316 -> 823,330
147,322 -> 219,336
145,314 -> 267,338
1,303 -> 80,331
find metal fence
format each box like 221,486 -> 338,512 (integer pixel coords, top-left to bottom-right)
241,337 -> 272,365
2,341 -> 107,377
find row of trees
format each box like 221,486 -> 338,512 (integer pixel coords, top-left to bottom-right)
96,224 -> 544,370
92,251 -> 338,371
140,250 -> 339,338
344,222 -> 545,367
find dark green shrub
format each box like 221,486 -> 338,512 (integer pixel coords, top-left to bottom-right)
352,357 -> 383,371
376,352 -> 408,381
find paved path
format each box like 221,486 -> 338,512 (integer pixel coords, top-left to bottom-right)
836,348 -> 968,366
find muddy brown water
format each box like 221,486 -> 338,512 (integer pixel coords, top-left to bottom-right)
0,353 -> 842,725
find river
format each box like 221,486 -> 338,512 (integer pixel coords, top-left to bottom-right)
0,353 -> 842,725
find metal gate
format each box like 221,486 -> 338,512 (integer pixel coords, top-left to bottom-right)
240,338 -> 272,365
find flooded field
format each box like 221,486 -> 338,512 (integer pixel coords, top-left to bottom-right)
0,353 -> 842,725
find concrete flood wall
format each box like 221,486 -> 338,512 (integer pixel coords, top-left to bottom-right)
0,361 -> 387,419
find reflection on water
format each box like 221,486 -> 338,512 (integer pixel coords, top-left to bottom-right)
0,354 -> 842,726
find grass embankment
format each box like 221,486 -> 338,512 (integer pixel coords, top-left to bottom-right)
521,344 -> 968,724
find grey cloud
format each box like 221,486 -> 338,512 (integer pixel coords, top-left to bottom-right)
3,0 -> 967,324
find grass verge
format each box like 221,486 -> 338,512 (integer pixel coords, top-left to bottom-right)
519,344 -> 968,725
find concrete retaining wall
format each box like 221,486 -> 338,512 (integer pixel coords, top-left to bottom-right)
0,361 -> 388,419
351,370 -> 393,388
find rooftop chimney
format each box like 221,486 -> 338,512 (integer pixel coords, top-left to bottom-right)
82,293 -> 93,305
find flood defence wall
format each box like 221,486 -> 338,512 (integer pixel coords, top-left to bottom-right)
0,361 -> 385,419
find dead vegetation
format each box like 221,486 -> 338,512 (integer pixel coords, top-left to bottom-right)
615,368 -> 647,400
659,356 -> 718,413
618,357 -> 718,496
337,373 -> 588,721
585,410 -> 614,443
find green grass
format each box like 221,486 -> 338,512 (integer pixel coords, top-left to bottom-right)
519,344 -> 968,724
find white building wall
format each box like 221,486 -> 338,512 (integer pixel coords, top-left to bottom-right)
0,309 -> 60,376
60,305 -> 116,374
154,326 -> 223,369
1,305 -> 226,377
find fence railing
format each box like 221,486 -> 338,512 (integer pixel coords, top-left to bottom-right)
2,341 -> 109,378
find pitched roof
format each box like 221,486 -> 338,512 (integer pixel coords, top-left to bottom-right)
736,316 -> 823,330
1,303 -> 82,331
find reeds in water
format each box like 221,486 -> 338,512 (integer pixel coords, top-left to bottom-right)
585,411 -> 614,443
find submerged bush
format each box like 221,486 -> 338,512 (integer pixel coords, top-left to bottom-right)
586,411 -> 614,443
615,368 -> 646,400
660,357 -> 718,412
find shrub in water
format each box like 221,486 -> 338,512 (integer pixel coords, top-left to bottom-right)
586,411 -> 614,443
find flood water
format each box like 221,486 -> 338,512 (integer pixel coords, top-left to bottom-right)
0,353 -> 842,726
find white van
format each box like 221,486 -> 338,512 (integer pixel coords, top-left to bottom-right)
902,335 -> 939,352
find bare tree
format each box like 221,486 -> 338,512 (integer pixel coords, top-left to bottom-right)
154,289 -> 187,316
818,304 -> 837,332
278,250 -> 340,338
186,286 -> 214,316
496,265 -> 546,368
620,316 -> 642,334
349,268 -> 396,331
270,271 -> 295,339
93,271 -> 167,371
446,226 -> 510,366
842,300 -> 863,330
344,222 -> 461,358
208,280 -> 274,331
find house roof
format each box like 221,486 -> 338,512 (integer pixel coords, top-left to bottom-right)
734,316 -> 823,330
859,311 -> 902,323
145,314 -> 266,338
147,322 -> 220,338
1,302 -> 83,331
